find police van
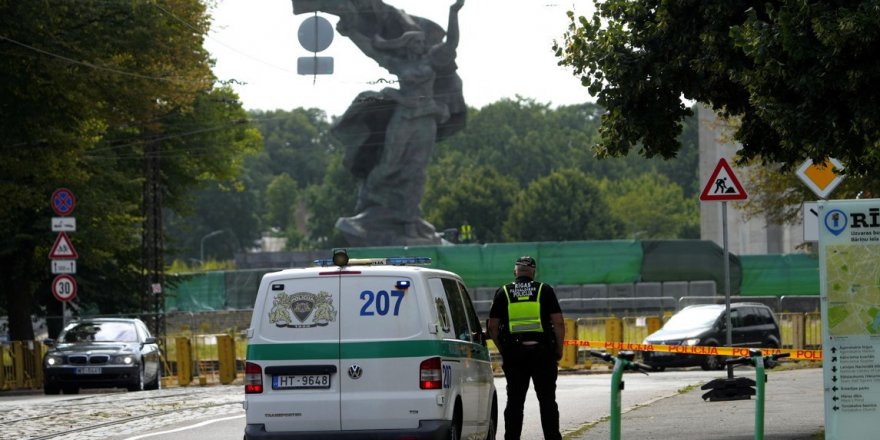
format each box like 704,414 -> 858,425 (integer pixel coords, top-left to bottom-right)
243,250 -> 497,440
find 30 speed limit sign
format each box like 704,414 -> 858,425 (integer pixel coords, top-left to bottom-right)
52,274 -> 77,302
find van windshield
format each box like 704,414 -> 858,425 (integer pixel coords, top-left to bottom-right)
662,307 -> 722,331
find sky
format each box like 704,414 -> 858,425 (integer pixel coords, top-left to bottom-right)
204,0 -> 597,118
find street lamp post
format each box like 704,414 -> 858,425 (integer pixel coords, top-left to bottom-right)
200,230 -> 224,265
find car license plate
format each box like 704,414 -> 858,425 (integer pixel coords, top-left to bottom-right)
272,374 -> 331,390
75,367 -> 102,375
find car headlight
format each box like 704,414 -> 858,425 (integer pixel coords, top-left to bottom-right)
112,355 -> 135,365
683,338 -> 700,346
45,355 -> 63,366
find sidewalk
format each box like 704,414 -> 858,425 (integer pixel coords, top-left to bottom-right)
570,367 -> 824,440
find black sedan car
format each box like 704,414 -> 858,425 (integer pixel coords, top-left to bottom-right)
43,318 -> 162,394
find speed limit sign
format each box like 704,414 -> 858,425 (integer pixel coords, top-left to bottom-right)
52,274 -> 77,302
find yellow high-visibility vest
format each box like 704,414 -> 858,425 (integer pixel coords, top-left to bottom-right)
503,282 -> 544,333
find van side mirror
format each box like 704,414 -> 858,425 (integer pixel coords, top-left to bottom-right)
144,337 -> 157,345
43,338 -> 55,347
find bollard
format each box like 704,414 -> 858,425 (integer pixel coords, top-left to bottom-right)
175,337 -> 193,386
0,345 -> 8,390
218,334 -> 236,385
605,317 -> 623,357
646,316 -> 662,335
32,341 -> 43,389
12,341 -> 26,389
790,314 -> 805,349
559,319 -> 576,369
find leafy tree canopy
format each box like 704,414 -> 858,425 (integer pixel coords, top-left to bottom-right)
555,1 -> 880,176
503,169 -> 621,241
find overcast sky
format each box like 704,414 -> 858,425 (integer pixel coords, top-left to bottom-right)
205,0 -> 597,117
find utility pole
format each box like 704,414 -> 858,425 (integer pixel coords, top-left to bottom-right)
142,135 -> 165,339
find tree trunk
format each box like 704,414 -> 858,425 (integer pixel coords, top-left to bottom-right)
5,236 -> 36,341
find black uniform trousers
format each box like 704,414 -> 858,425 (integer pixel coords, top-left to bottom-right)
500,343 -> 562,440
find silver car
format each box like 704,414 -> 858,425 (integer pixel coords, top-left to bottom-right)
42,318 -> 162,394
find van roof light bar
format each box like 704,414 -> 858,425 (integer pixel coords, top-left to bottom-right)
313,256 -> 432,267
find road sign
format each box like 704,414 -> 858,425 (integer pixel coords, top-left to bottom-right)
797,158 -> 844,199
51,217 -> 76,232
700,158 -> 748,201
298,15 -> 333,52
297,56 -> 334,75
51,188 -> 76,216
49,231 -> 79,259
51,260 -> 76,274
803,202 -> 819,241
51,274 -> 77,302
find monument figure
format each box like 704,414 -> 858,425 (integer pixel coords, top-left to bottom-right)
292,0 -> 467,246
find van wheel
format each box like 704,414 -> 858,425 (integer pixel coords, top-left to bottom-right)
450,401 -> 462,440
485,395 -> 497,440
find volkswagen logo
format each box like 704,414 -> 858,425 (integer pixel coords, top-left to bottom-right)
348,364 -> 363,380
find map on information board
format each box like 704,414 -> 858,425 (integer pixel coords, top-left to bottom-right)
825,244 -> 880,336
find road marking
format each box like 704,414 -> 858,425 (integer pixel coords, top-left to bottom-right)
122,414 -> 244,440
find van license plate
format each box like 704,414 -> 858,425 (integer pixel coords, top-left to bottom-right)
272,374 -> 331,389
75,367 -> 102,375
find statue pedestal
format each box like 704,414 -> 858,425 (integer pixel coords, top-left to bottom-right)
335,212 -> 442,247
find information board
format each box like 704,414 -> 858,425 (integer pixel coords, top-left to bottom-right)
819,199 -> 880,438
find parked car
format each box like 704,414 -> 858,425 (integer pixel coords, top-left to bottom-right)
641,302 -> 781,371
42,318 -> 162,394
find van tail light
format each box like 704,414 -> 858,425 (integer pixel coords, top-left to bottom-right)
419,357 -> 442,390
245,362 -> 263,394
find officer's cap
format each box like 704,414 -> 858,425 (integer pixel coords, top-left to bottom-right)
515,256 -> 536,268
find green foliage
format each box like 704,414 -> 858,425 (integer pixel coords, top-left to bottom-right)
303,154 -> 358,248
554,1 -> 880,176
423,161 -> 520,243
602,172 -> 699,239
503,169 -> 622,241
266,174 -> 299,231
0,0 -> 259,339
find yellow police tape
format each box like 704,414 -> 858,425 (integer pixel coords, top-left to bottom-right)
563,339 -> 822,361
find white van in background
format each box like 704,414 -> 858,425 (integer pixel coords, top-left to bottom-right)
243,250 -> 497,440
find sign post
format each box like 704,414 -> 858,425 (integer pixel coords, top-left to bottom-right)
700,158 -> 748,378
49,188 -> 77,328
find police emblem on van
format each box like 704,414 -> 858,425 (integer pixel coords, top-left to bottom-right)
269,291 -> 337,328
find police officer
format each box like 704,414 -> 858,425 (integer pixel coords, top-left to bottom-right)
487,256 -> 564,440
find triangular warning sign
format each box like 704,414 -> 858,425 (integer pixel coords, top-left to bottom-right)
700,158 -> 748,201
49,231 -> 79,259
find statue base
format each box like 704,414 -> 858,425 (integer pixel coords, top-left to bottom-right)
335,210 -> 442,247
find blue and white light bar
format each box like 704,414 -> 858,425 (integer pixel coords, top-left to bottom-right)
314,256 -> 432,267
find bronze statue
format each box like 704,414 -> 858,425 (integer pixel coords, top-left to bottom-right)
292,0 -> 466,246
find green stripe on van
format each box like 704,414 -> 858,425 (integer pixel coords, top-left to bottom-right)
247,339 -> 489,362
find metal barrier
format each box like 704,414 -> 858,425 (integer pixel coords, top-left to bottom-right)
0,312 -> 824,391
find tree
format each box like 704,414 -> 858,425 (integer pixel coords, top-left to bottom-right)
554,1 -> 880,176
423,161 -> 520,243
601,172 -> 699,239
0,0 -> 258,340
503,169 -> 622,241
303,154 -> 358,249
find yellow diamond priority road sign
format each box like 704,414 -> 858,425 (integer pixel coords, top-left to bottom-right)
796,158 -> 844,199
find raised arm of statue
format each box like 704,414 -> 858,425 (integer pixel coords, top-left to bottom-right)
445,0 -> 464,50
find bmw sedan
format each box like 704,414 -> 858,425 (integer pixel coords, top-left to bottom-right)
43,318 -> 162,394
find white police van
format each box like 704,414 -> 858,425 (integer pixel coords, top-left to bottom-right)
244,250 -> 497,440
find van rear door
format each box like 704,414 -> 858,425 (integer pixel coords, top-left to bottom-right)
338,273 -> 431,430
247,275 -> 342,432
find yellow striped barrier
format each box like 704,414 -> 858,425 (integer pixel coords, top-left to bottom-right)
563,339 -> 822,361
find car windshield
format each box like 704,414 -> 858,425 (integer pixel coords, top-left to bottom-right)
661,307 -> 722,331
60,322 -> 138,343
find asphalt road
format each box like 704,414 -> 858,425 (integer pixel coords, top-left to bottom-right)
2,368 -> 750,440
